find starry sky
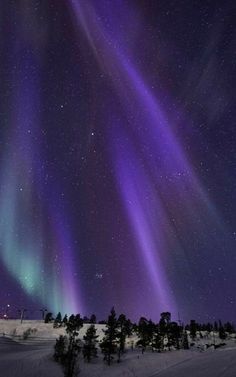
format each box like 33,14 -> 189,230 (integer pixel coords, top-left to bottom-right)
0,0 -> 235,323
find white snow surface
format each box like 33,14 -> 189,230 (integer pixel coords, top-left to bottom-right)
0,320 -> 236,377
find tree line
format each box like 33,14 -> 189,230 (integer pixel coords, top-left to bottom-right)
50,308 -> 235,377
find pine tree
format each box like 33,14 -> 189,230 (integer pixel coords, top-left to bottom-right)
63,314 -> 83,377
137,317 -> 151,353
159,312 -> 172,350
124,319 -> 133,337
182,331 -> 189,349
160,312 -> 171,326
54,312 -> 62,328
224,322 -> 235,334
83,324 -> 98,362
83,316 -> 89,323
100,307 -> 119,365
44,312 -> 53,323
219,322 -> 226,340
214,321 -> 218,332
63,314 -> 68,326
159,312 -> 171,336
169,322 -> 181,349
206,322 -> 213,332
190,320 -> 197,340
117,314 -> 130,362
151,328 -> 162,352
90,314 -> 96,324
54,335 -> 67,363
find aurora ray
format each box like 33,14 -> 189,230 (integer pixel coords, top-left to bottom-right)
0,6 -> 83,316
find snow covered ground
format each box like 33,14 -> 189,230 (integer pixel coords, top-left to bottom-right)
0,320 -> 235,377
151,347 -> 236,377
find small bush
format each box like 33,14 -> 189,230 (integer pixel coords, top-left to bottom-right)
54,335 -> 68,363
22,328 -> 36,340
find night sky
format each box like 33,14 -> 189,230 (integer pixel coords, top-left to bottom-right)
0,0 -> 236,323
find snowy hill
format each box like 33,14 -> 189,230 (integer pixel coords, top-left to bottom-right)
0,320 -> 235,377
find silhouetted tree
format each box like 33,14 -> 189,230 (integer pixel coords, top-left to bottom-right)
63,314 -> 83,377
160,312 -> 171,325
45,312 -> 53,323
169,322 -> 181,349
54,312 -> 62,328
63,314 -> 68,325
206,322 -> 213,332
98,320 -> 106,324
224,322 -> 235,334
83,316 -> 89,324
83,324 -> 98,362
100,307 -> 119,365
190,320 -> 197,339
124,318 -> 133,337
136,317 -> 154,352
159,312 -> 172,350
182,331 -> 189,349
214,321 -> 218,332
151,328 -> 162,352
159,312 -> 171,336
54,335 -> 67,363
90,314 -> 96,324
219,321 -> 226,340
117,314 -> 131,362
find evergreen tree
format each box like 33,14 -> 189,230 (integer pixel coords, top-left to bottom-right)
75,314 -> 83,328
124,319 -> 133,337
169,322 -> 181,349
54,314 -> 83,377
151,327 -> 162,352
136,317 -> 154,352
190,320 -> 197,339
117,314 -> 131,362
224,322 -> 235,334
54,335 -> 67,363
54,312 -> 62,328
83,316 -> 89,324
159,312 -> 172,350
83,324 -> 98,362
147,320 -> 156,344
90,314 -> 96,324
214,321 -> 218,332
44,312 -> 53,323
132,323 -> 138,334
182,331 -> 189,349
206,322 -> 213,332
63,314 -> 68,326
137,317 -> 148,351
100,307 -> 119,365
219,321 -> 226,340
160,312 -> 171,326
64,314 -> 83,377
159,312 -> 171,336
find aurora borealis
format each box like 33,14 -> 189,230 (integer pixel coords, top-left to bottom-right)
0,1 -> 235,322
